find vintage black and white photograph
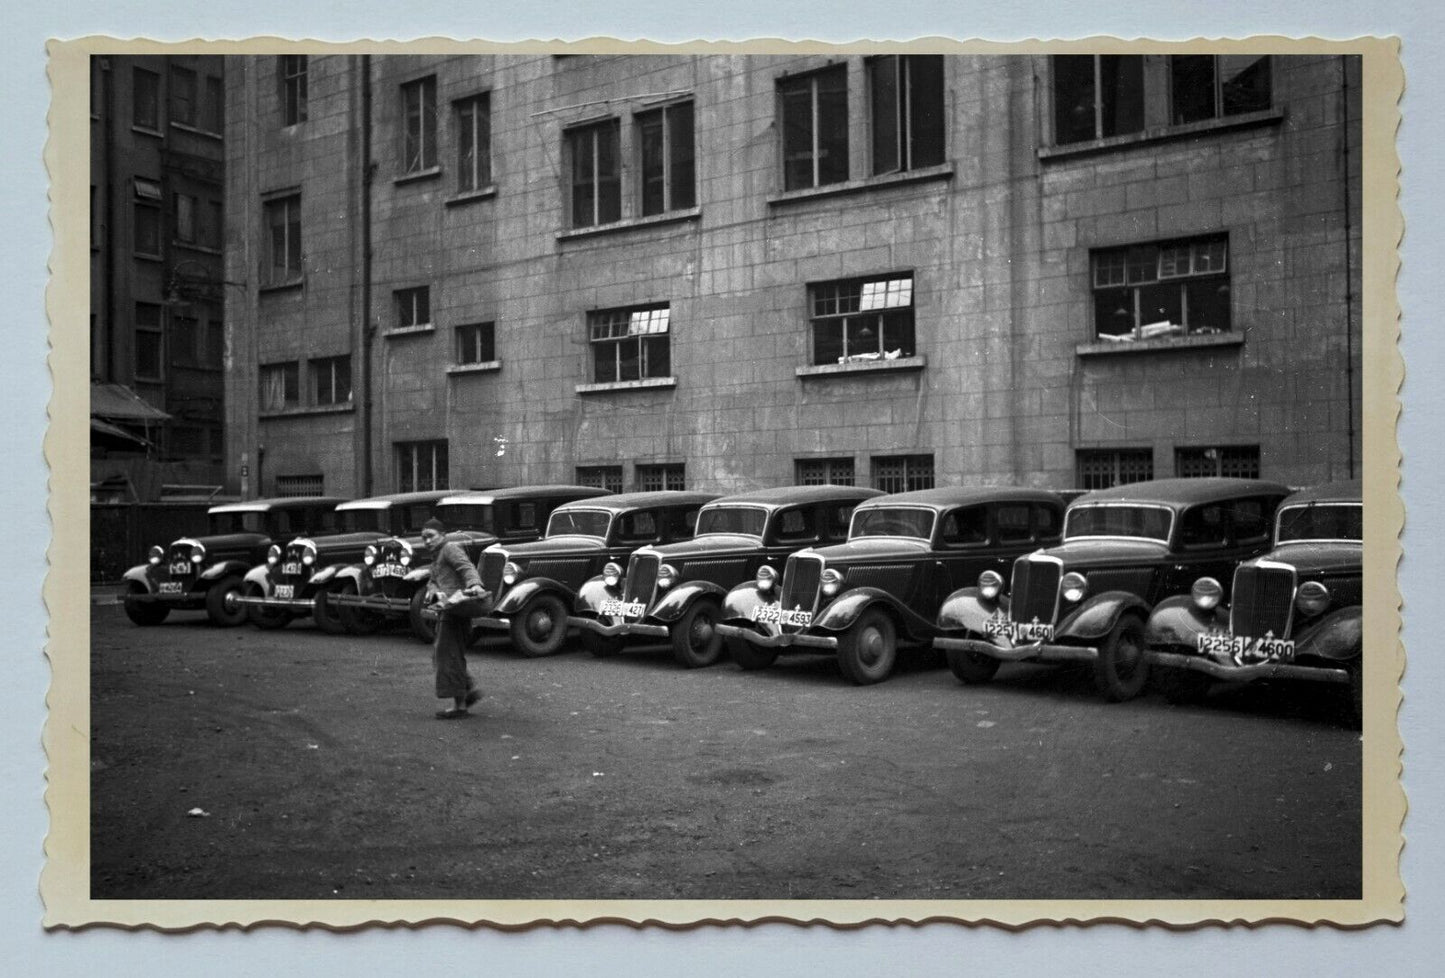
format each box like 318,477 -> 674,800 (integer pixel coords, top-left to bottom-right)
52,38 -> 1402,928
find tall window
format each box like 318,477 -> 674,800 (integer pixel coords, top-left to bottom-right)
133,67 -> 159,130
397,440 -> 448,492
280,55 -> 307,126
1078,448 -> 1155,490
203,76 -> 224,134
310,356 -> 352,406
796,458 -> 856,487
809,274 -> 916,365
871,454 -> 934,493
260,362 -> 300,412
174,193 -> 197,244
168,314 -> 199,367
568,120 -> 621,228
1175,445 -> 1261,479
264,195 -> 302,285
779,66 -> 849,191
455,322 -> 495,364
1052,55 -> 1144,145
455,92 -> 491,192
170,66 -> 196,127
204,200 -> 223,250
637,101 -> 695,216
868,55 -> 945,174
588,304 -> 671,383
133,178 -> 162,257
637,464 -> 686,491
402,76 -> 437,173
1092,235 -> 1229,339
577,465 -> 623,494
134,303 -> 163,381
1171,55 -> 1272,125
395,286 -> 431,330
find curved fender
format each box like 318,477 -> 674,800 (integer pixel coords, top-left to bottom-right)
1293,606 -> 1362,662
649,580 -> 726,624
813,587 -> 935,640
332,565 -> 366,588
721,582 -> 772,623
242,564 -> 274,592
310,564 -> 342,586
121,564 -> 156,592
495,577 -> 572,616
1056,591 -> 1151,643
1145,594 -> 1224,648
406,566 -> 432,584
935,587 -> 1007,633
574,576 -> 621,614
200,559 -> 252,582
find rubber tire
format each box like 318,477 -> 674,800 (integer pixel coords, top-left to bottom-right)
727,636 -> 778,671
837,609 -> 897,685
945,643 -> 1000,684
581,631 -> 624,658
122,583 -> 170,626
509,593 -> 569,657
335,581 -> 386,635
670,598 -> 724,668
204,575 -> 248,627
1092,613 -> 1149,702
312,585 -> 347,635
245,582 -> 291,630
409,588 -> 437,643
1160,668 -> 1211,705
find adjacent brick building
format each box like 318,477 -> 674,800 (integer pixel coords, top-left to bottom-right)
223,53 -> 1361,499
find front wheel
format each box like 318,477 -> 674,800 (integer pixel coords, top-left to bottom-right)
245,582 -> 291,630
312,585 -> 347,634
1092,613 -> 1149,702
580,630 -> 624,658
122,583 -> 170,626
408,588 -> 438,643
670,598 -> 724,668
837,609 -> 897,685
336,581 -> 387,635
945,643 -> 1000,684
510,593 -> 569,657
204,575 -> 248,627
727,635 -> 777,671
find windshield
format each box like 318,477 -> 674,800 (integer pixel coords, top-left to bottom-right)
1276,503 -> 1362,543
546,509 -> 611,538
1064,504 -> 1173,543
208,511 -> 265,534
849,507 -> 935,540
696,506 -> 767,537
338,508 -> 386,533
435,503 -> 494,533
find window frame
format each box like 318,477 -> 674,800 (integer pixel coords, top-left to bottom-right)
279,55 -> 307,127
567,118 -> 622,229
173,192 -> 197,244
778,64 -> 850,192
1169,54 -> 1273,126
1050,54 -> 1146,146
132,67 -> 160,131
395,440 -> 449,493
636,100 -> 696,217
454,321 -> 496,365
401,75 -> 438,175
867,54 -> 946,175
263,194 -> 303,286
587,303 -> 672,384
636,463 -> 686,492
795,457 -> 856,487
170,65 -> 197,128
309,355 -> 353,407
1091,235 -> 1231,340
259,361 -> 300,412
1077,448 -> 1155,490
576,465 -> 623,494
870,453 -> 935,494
455,91 -> 492,193
134,302 -> 164,382
394,286 -> 432,331
1174,445 -> 1261,480
808,273 -> 917,366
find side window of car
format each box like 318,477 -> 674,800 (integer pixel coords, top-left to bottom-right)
995,504 -> 1032,544
400,503 -> 432,534
775,506 -> 816,544
1178,504 -> 1228,550
1034,503 -> 1062,542
616,511 -> 658,544
508,502 -> 538,533
273,512 -> 293,536
677,508 -> 701,539
940,506 -> 988,548
1229,497 -> 1271,546
824,504 -> 854,540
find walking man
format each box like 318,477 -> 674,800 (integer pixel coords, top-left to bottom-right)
420,518 -> 489,719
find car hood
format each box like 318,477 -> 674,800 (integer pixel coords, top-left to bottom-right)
494,535 -> 608,558
168,532 -> 269,552
647,534 -> 762,559
1258,541 -> 1361,576
293,530 -> 392,554
808,537 -> 932,562
1036,538 -> 1171,567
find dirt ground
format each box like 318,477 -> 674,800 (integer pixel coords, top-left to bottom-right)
89,598 -> 1362,902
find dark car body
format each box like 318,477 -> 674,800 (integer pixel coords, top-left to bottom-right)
473,491 -> 720,657
934,477 -> 1291,701
120,496 -> 346,627
1144,480 -> 1363,722
235,490 -> 452,630
568,485 -> 884,667
715,487 -> 1066,684
327,485 -> 612,640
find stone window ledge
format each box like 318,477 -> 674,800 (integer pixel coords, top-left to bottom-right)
170,121 -> 222,141
259,403 -> 355,420
556,208 -> 701,243
575,376 -> 677,395
1075,332 -> 1244,357
445,185 -> 497,207
446,361 -> 501,375
796,355 -> 927,379
395,166 -> 442,187
258,279 -> 303,296
384,324 -> 436,339
767,165 -> 954,208
1039,109 -> 1285,162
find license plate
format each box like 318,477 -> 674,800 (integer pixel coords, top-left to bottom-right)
599,598 -> 645,619
169,562 -> 191,576
282,562 -> 303,575
274,584 -> 295,600
1197,632 -> 1296,663
373,564 -> 407,579
751,604 -> 812,627
158,581 -> 183,595
983,617 -> 1054,643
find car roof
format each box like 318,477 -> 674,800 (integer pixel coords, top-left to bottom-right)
436,485 -> 613,506
552,490 -> 721,513
208,496 -> 347,515
702,485 -> 886,509
336,489 -> 454,511
1280,479 -> 1362,507
1072,477 -> 1293,510
856,486 -> 1065,510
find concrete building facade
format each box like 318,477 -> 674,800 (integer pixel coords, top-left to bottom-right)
224,53 -> 1361,499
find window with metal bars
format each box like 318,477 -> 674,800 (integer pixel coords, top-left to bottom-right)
871,454 -> 934,493
809,274 -> 916,365
276,474 -> 325,497
402,76 -> 437,174
637,464 -> 685,492
1077,449 -> 1154,490
868,55 -> 945,175
779,65 -> 849,191
795,458 -> 856,487
1175,446 -> 1260,479
588,304 -> 670,383
576,466 -> 623,494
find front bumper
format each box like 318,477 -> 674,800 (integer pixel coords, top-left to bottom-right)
566,615 -> 670,639
325,590 -> 411,614
715,622 -> 838,651
1148,650 -> 1350,685
933,636 -> 1098,665
234,592 -> 317,613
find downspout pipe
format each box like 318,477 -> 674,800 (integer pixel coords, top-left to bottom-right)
1340,55 -> 1357,480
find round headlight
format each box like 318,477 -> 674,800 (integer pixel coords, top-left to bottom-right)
1060,571 -> 1088,604
756,565 -> 777,592
267,544 -> 281,565
147,545 -> 164,565
301,544 -> 317,567
1191,577 -> 1223,611
820,568 -> 843,597
502,561 -> 520,586
603,562 -> 623,588
978,569 -> 1004,600
363,545 -> 378,566
657,564 -> 679,589
1296,580 -> 1331,617
189,542 -> 206,564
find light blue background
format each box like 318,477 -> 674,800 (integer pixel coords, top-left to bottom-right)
5,3 -> 1440,974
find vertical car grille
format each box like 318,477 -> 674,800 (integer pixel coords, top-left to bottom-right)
781,555 -> 822,615
1230,563 -> 1296,638
1010,556 -> 1061,624
480,552 -> 507,591
624,553 -> 660,605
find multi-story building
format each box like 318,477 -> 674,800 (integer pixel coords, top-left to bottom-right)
90,54 -> 228,497
223,53 -> 1361,499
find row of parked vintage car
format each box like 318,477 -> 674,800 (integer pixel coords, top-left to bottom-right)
120,476 -> 1364,724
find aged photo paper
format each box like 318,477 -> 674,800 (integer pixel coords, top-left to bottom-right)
42,34 -> 1404,929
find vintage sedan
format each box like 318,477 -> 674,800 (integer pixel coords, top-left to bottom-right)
120,496 -> 344,627
568,485 -> 883,667
1143,480 -> 1363,722
235,490 -> 451,631
474,491 -> 720,657
715,487 -> 1066,685
327,485 -> 611,640
935,477 -> 1291,701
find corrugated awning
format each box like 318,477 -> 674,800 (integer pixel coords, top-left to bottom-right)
91,382 -> 171,422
